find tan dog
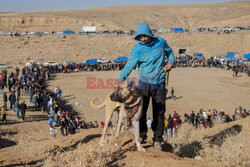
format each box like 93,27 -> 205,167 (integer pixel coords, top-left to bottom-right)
90,82 -> 146,152
91,90 -> 122,141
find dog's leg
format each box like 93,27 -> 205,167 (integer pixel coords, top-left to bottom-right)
133,108 -> 146,152
114,105 -> 126,149
100,111 -> 113,144
115,105 -> 126,138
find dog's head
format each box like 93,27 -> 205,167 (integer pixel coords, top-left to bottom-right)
110,80 -> 137,103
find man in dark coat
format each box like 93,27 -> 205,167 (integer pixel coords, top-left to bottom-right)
19,100 -> 27,121
9,92 -> 16,112
3,92 -> 7,110
190,111 -> 195,126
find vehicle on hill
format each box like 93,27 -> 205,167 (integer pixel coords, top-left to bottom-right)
44,61 -> 59,67
97,58 -> 110,64
124,30 -> 135,35
110,30 -> 124,34
26,61 -> 40,68
0,64 -> 12,69
63,61 -> 74,66
0,32 -> 6,36
96,31 -> 110,34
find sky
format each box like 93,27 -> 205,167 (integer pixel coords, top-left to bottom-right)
0,0 -> 237,12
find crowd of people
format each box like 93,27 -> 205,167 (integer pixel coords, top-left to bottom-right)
162,106 -> 249,139
36,62 -> 127,74
0,66 -> 108,137
175,56 -> 250,76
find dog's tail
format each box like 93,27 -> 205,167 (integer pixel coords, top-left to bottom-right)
90,98 -> 106,109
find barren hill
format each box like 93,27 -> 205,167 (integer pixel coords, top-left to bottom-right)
0,1 -> 250,32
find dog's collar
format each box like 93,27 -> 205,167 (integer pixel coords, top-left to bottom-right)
124,95 -> 141,127
124,94 -> 141,108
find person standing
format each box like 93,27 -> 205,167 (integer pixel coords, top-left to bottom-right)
118,23 -> 175,150
15,99 -> 20,119
3,92 -> 7,110
171,87 -> 175,98
1,106 -> 6,123
19,100 -> 27,121
9,92 -> 16,112
190,111 -> 195,126
167,114 -> 173,139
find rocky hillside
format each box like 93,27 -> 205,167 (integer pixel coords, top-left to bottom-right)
0,1 -> 249,32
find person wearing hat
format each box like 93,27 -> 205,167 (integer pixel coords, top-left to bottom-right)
118,23 -> 175,151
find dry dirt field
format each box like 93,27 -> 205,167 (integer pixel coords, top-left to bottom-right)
0,1 -> 250,167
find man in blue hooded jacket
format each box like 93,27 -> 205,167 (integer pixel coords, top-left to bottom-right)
118,23 -> 175,150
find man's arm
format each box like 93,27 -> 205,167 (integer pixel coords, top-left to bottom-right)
163,41 -> 175,73
119,47 -> 140,81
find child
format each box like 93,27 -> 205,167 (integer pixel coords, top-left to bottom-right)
1,106 -> 6,123
50,126 -> 57,137
48,116 -> 57,137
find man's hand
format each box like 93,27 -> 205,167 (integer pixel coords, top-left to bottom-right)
163,64 -> 173,73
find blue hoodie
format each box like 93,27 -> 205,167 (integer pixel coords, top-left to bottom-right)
119,23 -> 175,84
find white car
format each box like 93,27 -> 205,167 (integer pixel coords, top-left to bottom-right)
0,64 -> 12,69
44,61 -> 59,66
97,58 -> 109,64
26,61 -> 40,68
63,61 -> 74,66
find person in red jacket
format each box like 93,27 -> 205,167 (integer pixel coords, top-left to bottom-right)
100,121 -> 104,128
173,117 -> 180,138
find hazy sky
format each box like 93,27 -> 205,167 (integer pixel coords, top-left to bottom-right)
0,0 -> 236,12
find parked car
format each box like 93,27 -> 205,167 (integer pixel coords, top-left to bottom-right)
96,31 -> 110,34
110,30 -> 124,34
124,30 -> 135,35
0,64 -> 12,69
63,61 -> 74,66
0,32 -> 7,36
26,61 -> 40,68
44,61 -> 59,66
97,58 -> 110,64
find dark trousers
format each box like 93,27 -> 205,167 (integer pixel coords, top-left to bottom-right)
60,126 -> 68,136
138,81 -> 166,142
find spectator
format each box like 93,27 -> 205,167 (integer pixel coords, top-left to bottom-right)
167,114 -> 173,139
1,106 -> 6,123
94,121 -> 99,128
173,117 -> 180,138
19,100 -> 27,121
100,121 -> 104,128
171,87 -> 175,98
15,99 -> 20,119
3,92 -> 7,110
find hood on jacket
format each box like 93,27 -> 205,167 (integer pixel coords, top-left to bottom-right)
134,23 -> 157,42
